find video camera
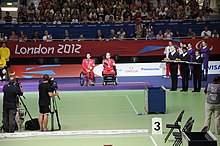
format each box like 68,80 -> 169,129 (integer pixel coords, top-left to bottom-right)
39,77 -> 58,91
48,78 -> 58,91
15,77 -> 22,89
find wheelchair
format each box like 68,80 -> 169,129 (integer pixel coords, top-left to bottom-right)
102,66 -> 117,86
79,71 -> 95,86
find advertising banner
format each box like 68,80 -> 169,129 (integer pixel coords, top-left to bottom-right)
10,61 -> 220,78
3,38 -> 220,58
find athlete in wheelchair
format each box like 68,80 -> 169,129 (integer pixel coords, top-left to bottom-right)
102,52 -> 117,85
81,52 -> 95,86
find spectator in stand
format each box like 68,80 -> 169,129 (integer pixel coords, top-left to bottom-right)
18,30 -> 28,42
117,27 -> 126,40
212,29 -> 219,38
63,29 -> 72,41
173,30 -> 181,39
0,33 -> 8,42
134,20 -> 143,39
108,15 -> 115,23
95,30 -> 104,40
9,30 -> 18,42
144,25 -> 153,39
62,10 -> 71,23
43,30 -> 52,42
159,7 -> 167,20
196,11 -> 206,21
122,6 -> 131,22
32,30 -> 41,42
109,29 -> 117,40
104,10 -> 113,22
17,11 -> 28,23
156,30 -> 164,40
201,26 -> 211,38
62,3 -> 70,14
78,34 -> 85,41
188,28 -> 196,38
164,28 -> 173,40
71,14 -> 79,24
88,9 -> 97,22
185,6 -> 191,19
3,11 -> 13,23
53,10 -> 62,24
140,7 -> 149,21
96,3 -> 104,20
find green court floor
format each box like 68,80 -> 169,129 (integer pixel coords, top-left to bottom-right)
0,89 -> 219,146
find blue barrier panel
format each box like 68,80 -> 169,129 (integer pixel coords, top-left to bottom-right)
0,20 -> 219,39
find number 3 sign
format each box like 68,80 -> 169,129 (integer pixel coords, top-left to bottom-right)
152,117 -> 163,134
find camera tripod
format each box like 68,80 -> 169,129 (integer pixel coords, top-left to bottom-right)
18,95 -> 39,130
0,95 -> 39,132
50,91 -> 61,131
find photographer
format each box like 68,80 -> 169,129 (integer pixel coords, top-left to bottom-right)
2,76 -> 23,133
38,74 -> 58,132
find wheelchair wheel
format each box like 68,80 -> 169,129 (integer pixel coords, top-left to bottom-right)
79,72 -> 85,86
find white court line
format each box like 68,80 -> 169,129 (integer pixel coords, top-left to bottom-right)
125,95 -> 138,115
150,135 -> 158,146
61,113 -> 135,118
0,129 -> 148,139
0,134 -> 149,142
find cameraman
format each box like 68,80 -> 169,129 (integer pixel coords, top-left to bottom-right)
2,76 -> 23,132
38,74 -> 58,132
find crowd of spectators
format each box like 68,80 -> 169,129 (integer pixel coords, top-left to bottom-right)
2,0 -> 206,24
1,0 -> 219,41
0,25 -> 219,42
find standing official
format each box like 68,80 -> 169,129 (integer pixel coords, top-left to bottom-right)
204,76 -> 220,135
2,76 -> 23,132
163,41 -> 173,78
179,47 -> 191,92
168,46 -> 179,91
82,52 -> 95,86
192,51 -> 203,92
187,43 -> 195,79
199,41 -> 210,81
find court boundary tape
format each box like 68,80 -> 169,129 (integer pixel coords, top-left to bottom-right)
0,129 -> 148,139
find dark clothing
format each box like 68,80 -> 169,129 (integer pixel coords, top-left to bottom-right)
2,108 -> 16,133
179,53 -> 191,91
38,82 -> 52,113
3,83 -> 23,109
200,46 -> 210,80
192,56 -> 203,91
39,105 -> 50,113
32,34 -> 41,41
2,82 -> 23,132
169,52 -> 179,90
